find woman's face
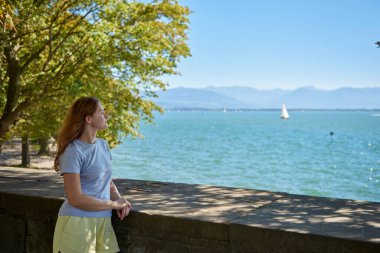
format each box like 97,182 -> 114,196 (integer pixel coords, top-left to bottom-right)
89,103 -> 108,130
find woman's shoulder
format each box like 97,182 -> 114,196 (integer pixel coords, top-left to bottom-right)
96,137 -> 106,143
96,138 -> 110,148
96,138 -> 107,145
61,141 -> 85,161
65,140 -> 80,151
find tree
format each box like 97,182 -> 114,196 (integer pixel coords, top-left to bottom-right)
0,0 -> 190,147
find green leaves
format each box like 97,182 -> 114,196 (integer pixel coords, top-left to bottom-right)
0,0 -> 190,146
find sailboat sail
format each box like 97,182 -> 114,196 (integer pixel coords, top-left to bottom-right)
281,104 -> 289,119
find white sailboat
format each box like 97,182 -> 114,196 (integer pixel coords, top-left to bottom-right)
281,104 -> 289,119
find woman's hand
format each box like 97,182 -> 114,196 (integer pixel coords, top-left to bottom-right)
110,180 -> 132,220
114,198 -> 132,220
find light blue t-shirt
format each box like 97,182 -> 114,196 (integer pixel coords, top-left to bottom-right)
58,138 -> 113,217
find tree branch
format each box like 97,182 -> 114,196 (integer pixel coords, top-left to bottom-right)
51,7 -> 97,54
42,23 -> 53,71
0,98 -> 30,137
19,4 -> 97,75
42,0 -> 79,71
52,42 -> 91,82
41,6 -> 98,72
13,0 -> 81,41
13,15 -> 74,41
47,33 -> 90,75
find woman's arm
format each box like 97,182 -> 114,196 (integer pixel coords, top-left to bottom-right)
110,180 -> 132,220
110,180 -> 122,200
63,173 -> 128,211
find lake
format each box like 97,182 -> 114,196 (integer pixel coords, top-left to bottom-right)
112,110 -> 380,202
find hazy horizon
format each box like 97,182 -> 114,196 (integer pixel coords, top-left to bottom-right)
166,85 -> 380,91
154,85 -> 380,109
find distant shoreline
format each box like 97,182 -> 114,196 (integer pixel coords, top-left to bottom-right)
163,108 -> 380,112
155,86 -> 380,109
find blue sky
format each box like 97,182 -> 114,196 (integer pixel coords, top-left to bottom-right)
164,0 -> 380,90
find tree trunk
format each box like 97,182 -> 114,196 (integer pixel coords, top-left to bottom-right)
38,137 -> 50,155
21,136 -> 30,167
0,46 -> 21,139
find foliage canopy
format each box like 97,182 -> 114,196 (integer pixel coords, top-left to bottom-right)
0,0 -> 190,146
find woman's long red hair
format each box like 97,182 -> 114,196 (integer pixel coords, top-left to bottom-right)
53,97 -> 99,172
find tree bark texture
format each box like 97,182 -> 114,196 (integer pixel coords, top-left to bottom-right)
21,136 -> 30,167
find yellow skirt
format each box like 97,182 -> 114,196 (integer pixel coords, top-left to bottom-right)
53,216 -> 120,253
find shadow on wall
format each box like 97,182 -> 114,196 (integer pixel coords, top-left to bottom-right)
113,178 -> 380,242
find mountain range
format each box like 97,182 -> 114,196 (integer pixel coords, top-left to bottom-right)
152,86 -> 380,109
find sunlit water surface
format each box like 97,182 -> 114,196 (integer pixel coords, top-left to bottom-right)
112,111 -> 380,202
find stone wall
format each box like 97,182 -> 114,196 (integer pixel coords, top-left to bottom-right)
0,167 -> 379,253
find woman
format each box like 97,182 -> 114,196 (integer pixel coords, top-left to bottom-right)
53,97 -> 131,253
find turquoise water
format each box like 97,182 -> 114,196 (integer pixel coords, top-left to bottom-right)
112,111 -> 380,202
